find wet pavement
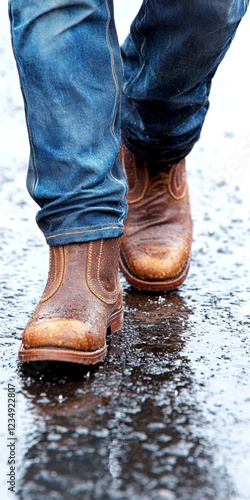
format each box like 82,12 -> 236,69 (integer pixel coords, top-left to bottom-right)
1,2 -> 250,499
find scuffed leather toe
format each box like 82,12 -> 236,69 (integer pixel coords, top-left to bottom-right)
22,318 -> 104,353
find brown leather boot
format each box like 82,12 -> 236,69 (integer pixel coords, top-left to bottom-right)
119,145 -> 192,291
19,238 -> 123,364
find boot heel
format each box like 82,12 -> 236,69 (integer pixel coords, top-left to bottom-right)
108,309 -> 124,334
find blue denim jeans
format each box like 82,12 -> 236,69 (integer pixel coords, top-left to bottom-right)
9,0 -> 248,246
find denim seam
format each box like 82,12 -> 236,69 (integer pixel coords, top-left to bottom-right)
105,0 -> 126,208
109,168 -> 126,203
8,3 -> 39,198
45,225 -> 123,240
105,0 -> 120,147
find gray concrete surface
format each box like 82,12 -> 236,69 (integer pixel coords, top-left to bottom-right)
0,2 -> 250,499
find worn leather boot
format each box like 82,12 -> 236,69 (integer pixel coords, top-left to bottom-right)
19,238 -> 123,364
119,145 -> 192,291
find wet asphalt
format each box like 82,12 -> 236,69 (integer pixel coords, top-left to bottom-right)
1,3 -> 250,500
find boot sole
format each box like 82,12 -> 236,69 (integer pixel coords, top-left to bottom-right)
119,251 -> 191,292
18,308 -> 123,365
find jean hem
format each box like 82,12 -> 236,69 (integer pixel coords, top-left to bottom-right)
45,225 -> 124,247
121,133 -> 194,166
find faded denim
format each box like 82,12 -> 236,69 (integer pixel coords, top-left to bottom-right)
8,0 -> 248,246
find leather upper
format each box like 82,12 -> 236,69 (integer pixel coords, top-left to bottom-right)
22,238 -> 123,352
120,145 -> 193,282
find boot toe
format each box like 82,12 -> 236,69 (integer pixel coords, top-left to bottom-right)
22,318 -> 104,353
122,242 -> 190,281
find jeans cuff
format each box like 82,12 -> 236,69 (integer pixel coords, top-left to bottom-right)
45,224 -> 124,247
121,128 -> 201,166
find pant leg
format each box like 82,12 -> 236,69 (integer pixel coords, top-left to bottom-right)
9,0 -> 127,246
121,0 -> 248,165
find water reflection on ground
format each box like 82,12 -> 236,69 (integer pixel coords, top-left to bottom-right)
15,291 -> 236,499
